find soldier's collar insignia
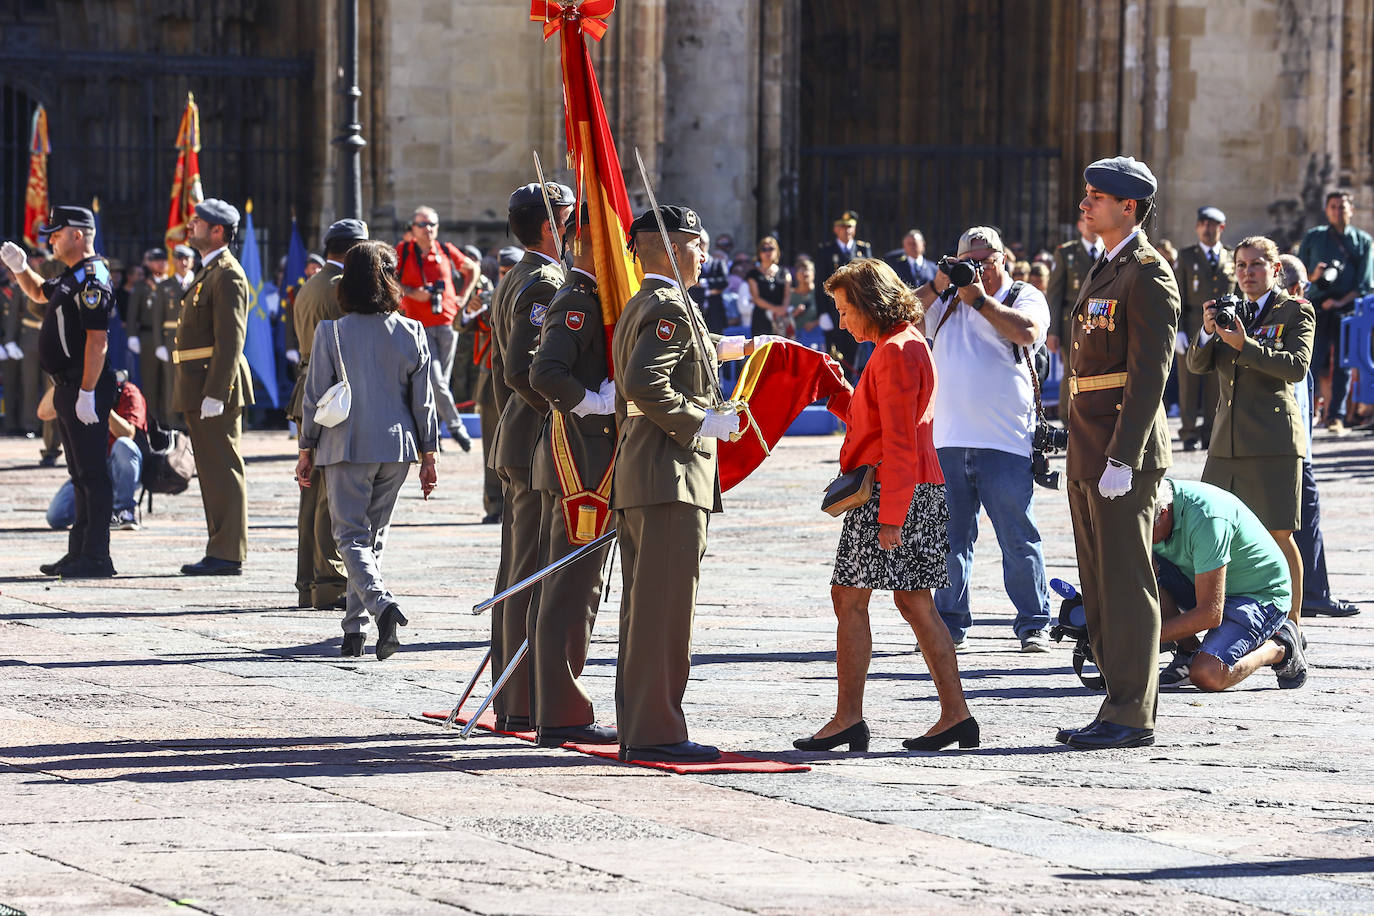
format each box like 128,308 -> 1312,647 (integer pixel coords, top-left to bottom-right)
656,319 -> 676,341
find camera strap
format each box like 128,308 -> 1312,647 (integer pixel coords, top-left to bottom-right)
1002,281 -> 1051,433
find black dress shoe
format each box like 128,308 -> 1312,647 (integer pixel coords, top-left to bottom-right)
793,720 -> 869,752
481,512 -> 502,524
375,603 -> 408,660
451,423 -> 473,453
619,740 -> 721,763
39,555 -> 75,576
903,717 -> 979,751
496,715 -> 531,732
1065,720 -> 1154,749
38,454 -> 58,468
1056,720 -> 1097,744
1303,598 -> 1360,617
538,723 -> 619,747
340,633 -> 364,657
181,556 -> 242,576
60,556 -> 117,579
1181,438 -> 1199,452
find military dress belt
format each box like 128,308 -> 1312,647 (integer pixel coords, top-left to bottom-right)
1069,371 -> 1128,398
624,400 -> 644,418
21,317 -> 42,330
173,346 -> 215,364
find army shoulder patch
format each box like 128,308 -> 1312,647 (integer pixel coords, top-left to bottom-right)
81,287 -> 104,310
565,310 -> 584,331
656,319 -> 676,341
1134,248 -> 1158,265
530,303 -> 548,326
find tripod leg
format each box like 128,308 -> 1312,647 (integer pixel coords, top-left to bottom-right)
459,637 -> 529,738
443,646 -> 492,729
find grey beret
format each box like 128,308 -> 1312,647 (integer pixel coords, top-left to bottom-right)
509,182 -> 575,212
1084,156 -> 1157,200
307,253 -> 326,267
323,218 -> 369,245
172,244 -> 195,258
498,246 -> 525,267
194,198 -> 240,228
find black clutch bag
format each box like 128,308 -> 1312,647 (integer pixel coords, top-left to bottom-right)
821,464 -> 875,517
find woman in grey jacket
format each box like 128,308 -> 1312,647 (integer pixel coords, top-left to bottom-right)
296,241 -> 439,658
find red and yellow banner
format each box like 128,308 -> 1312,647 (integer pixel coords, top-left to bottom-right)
531,0 -> 638,376
164,92 -> 203,266
22,105 -> 50,249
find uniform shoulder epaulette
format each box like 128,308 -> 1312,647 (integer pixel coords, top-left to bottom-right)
1134,247 -> 1158,266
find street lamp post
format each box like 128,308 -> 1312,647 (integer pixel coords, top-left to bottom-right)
334,0 -> 365,219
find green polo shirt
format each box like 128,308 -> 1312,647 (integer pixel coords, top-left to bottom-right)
1296,223 -> 1373,310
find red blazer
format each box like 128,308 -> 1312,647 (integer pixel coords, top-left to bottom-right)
828,322 -> 943,525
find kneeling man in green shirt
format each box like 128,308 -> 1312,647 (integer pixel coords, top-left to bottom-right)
1152,478 -> 1307,691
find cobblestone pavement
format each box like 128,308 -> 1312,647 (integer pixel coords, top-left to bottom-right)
0,422 -> 1371,915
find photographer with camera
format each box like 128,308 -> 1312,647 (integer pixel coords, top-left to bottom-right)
1298,190 -> 1373,432
1188,236 -> 1314,629
396,206 -> 479,452
913,227 -> 1053,652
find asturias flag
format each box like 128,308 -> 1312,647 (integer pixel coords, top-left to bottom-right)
239,201 -> 280,407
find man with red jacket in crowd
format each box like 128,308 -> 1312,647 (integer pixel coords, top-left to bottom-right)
396,205 -> 479,451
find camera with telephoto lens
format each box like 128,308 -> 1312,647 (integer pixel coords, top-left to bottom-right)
1213,293 -> 1256,331
938,255 -> 984,288
1030,423 -> 1068,490
1314,259 -> 1343,291
426,281 -> 445,315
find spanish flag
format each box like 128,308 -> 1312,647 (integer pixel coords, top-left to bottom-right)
531,0 -> 638,376
22,105 -> 50,249
164,93 -> 203,266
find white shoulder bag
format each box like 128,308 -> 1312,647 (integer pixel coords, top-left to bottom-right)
313,320 -> 352,428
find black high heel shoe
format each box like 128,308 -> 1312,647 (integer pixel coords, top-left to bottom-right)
340,633 -> 364,657
793,720 -> 870,752
902,717 -> 979,751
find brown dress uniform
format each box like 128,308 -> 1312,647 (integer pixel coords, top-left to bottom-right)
528,271 -> 615,729
126,278 -> 161,415
148,273 -> 191,425
611,276 -> 723,750
289,261 -> 348,608
1,281 -> 23,434
1174,243 -> 1234,445
487,250 -> 564,722
1066,230 -> 1179,732
1187,290 -> 1315,530
23,264 -> 65,458
173,251 -> 254,563
1046,237 -> 1100,411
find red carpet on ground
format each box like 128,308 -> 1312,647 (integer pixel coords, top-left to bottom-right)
419,710 -> 809,774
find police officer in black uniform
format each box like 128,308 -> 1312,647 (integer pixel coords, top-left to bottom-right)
2,207 -> 118,578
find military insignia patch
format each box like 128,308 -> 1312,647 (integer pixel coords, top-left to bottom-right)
81,288 -> 103,310
530,303 -> 548,326
566,310 -> 584,331
684,209 -> 699,229
656,319 -> 676,341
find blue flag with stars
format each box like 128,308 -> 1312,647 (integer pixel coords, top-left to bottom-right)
239,206 -> 280,407
283,218 -> 309,304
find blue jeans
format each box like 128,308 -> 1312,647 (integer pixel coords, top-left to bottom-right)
47,437 -> 142,529
1155,557 -> 1286,667
935,446 -> 1051,641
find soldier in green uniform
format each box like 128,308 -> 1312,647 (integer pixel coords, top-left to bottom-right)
125,248 -> 166,409
173,199 -> 254,576
1174,207 -> 1234,450
611,205 -> 758,764
1,272 -> 23,435
22,256 -> 66,465
527,203 -> 618,747
149,244 -> 196,426
486,182 -> 574,730
1046,213 -> 1101,413
288,219 -> 368,609
1058,157 -> 1180,750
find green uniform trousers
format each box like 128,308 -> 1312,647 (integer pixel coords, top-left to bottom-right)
295,466 -> 347,608
1,359 -> 20,433
476,373 -> 502,517
185,406 -> 247,563
1177,361 -> 1218,443
492,465 -> 539,720
139,348 -> 161,424
528,489 -> 609,729
1067,469 -> 1164,731
615,503 -> 709,749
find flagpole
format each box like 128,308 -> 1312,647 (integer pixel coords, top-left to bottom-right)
334,0 -> 365,219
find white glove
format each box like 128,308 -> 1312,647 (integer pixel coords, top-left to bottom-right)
1098,458 -> 1133,500
571,377 -> 615,417
0,346 -> 7,362
1175,331 -> 1189,355
75,388 -> 99,425
1,241 -> 26,273
200,396 -> 225,420
5,341 -> 22,361
698,407 -> 742,440
127,336 -> 141,355
716,335 -> 747,361
285,348 -> 300,365
752,334 -> 790,350
155,345 -> 170,363
817,313 -> 835,332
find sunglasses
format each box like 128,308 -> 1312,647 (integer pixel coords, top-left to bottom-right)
413,221 -> 437,229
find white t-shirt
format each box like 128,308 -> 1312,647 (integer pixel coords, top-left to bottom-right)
925,279 -> 1051,457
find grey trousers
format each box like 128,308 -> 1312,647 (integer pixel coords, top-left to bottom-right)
325,460 -> 410,634
425,324 -> 461,426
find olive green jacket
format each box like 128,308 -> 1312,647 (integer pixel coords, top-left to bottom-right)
172,251 -> 254,410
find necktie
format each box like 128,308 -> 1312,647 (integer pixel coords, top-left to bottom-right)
1089,245 -> 1100,261
1208,250 -> 1218,269
1089,254 -> 1108,279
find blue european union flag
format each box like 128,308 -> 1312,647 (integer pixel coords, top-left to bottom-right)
283,218 -> 309,303
239,206 -> 280,407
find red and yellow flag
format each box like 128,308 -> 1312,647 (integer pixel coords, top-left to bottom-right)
531,0 -> 638,377
164,92 -> 203,265
22,105 -> 50,249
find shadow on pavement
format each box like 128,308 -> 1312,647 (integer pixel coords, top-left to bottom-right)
1058,856 -> 1374,880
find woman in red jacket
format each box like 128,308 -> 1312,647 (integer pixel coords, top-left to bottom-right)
795,258 -> 977,753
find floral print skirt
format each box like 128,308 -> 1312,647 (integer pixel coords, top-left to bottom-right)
831,482 -> 952,592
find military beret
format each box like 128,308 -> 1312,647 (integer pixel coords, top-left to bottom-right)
509,182 -> 576,212
143,247 -> 167,262
172,244 -> 195,258
1197,206 -> 1226,224
308,253 -> 326,267
834,210 -> 860,227
323,218 -> 369,245
498,246 -> 525,267
194,198 -> 240,228
38,205 -> 96,234
1084,156 -> 1157,200
628,205 -> 702,237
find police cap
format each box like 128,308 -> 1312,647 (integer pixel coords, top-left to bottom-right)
1197,206 -> 1226,224
323,218 -> 369,245
38,205 -> 96,234
172,244 -> 195,259
308,253 -> 326,267
498,246 -> 525,267
628,205 -> 702,238
194,198 -> 241,229
1084,156 -> 1157,200
509,182 -> 576,212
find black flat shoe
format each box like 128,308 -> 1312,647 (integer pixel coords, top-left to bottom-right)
1303,598 -> 1360,617
538,723 -> 618,747
181,556 -> 242,576
619,741 -> 720,763
375,603 -> 408,660
1056,720 -> 1097,744
903,717 -> 979,751
39,555 -> 74,576
793,720 -> 869,752
340,633 -> 364,657
1065,720 -> 1154,749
